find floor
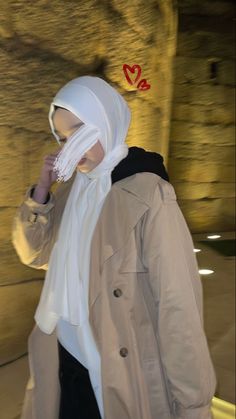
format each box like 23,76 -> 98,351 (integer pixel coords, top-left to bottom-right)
0,355 -> 29,419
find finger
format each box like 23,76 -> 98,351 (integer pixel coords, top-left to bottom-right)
44,156 -> 60,163
43,162 -> 58,171
44,151 -> 61,159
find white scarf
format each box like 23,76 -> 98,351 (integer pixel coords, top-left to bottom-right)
34,76 -> 131,334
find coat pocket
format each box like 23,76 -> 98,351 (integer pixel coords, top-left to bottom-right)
119,248 -> 148,273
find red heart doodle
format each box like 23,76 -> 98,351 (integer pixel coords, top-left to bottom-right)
123,64 -> 142,86
137,79 -> 151,91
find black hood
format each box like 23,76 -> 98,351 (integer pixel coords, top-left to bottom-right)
111,146 -> 169,184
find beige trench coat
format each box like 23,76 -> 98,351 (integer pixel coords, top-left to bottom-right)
12,172 -> 217,419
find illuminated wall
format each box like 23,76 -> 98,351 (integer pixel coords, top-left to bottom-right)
168,1 -> 235,233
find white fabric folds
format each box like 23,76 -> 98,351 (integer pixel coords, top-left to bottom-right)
52,124 -> 101,182
34,76 -> 131,334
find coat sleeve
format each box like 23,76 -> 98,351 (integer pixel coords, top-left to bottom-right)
142,178 -> 217,419
11,179 -> 73,270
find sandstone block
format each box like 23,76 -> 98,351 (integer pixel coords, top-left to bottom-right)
172,103 -> 235,125
177,32 -> 235,59
0,242 -> 45,286
0,280 -> 43,365
170,121 -> 234,146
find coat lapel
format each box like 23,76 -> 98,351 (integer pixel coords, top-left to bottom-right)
89,174 -> 152,311
101,186 -> 150,264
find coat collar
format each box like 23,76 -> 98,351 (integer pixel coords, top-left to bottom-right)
114,172 -> 159,206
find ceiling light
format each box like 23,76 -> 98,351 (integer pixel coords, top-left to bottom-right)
207,235 -> 221,239
194,248 -> 201,253
199,269 -> 214,275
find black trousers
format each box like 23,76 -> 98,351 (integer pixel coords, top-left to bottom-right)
57,340 -> 102,419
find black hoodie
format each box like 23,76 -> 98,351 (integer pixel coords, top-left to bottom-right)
111,146 -> 169,184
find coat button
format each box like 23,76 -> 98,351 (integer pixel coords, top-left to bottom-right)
120,347 -> 128,357
113,288 -> 122,297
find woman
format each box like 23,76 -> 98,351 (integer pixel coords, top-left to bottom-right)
12,76 -> 216,419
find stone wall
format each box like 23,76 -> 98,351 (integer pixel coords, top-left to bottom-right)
169,0 -> 235,233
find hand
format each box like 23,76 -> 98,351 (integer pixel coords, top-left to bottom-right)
37,149 -> 61,189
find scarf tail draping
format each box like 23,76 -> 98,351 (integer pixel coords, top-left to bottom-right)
34,145 -> 128,334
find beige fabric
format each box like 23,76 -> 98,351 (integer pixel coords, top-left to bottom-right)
12,172 -> 217,419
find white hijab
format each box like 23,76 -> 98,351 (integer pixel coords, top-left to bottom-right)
34,76 -> 131,334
